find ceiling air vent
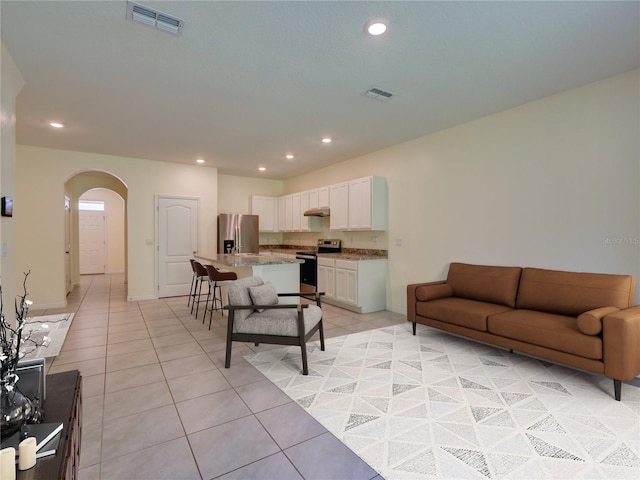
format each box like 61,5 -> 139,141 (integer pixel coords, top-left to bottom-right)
126,1 -> 184,35
364,87 -> 396,102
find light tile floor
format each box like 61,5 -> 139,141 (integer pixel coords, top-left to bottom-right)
37,273 -> 405,479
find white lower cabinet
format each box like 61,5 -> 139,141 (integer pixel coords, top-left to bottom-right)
317,257 -> 386,313
335,260 -> 358,306
317,258 -> 335,300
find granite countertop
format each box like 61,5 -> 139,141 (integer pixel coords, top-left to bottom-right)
259,246 -> 388,261
195,253 -> 302,267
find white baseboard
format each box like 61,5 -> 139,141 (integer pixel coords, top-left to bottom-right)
127,295 -> 157,302
32,301 -> 68,310
387,305 -> 406,315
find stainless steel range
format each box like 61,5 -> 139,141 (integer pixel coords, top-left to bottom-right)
296,239 -> 342,292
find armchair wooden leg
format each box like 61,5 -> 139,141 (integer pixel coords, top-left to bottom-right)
225,313 -> 234,369
301,344 -> 309,375
319,320 -> 325,351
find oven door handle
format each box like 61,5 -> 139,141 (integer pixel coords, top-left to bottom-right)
296,254 -> 317,260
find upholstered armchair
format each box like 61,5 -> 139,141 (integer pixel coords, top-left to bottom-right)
224,276 -> 325,375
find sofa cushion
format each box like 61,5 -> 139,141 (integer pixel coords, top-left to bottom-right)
227,276 -> 264,325
417,297 -> 513,331
576,306 -> 620,335
516,268 -> 635,316
488,309 -> 603,359
446,263 -> 522,308
235,304 -> 322,336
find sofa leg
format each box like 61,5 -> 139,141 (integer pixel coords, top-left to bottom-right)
412,322 -> 416,335
614,379 -> 621,401
301,345 -> 309,375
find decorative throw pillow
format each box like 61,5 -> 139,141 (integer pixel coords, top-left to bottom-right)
227,276 -> 264,325
576,306 -> 619,335
248,282 -> 279,312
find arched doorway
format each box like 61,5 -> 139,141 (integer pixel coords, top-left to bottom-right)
64,171 -> 128,292
79,188 -> 125,275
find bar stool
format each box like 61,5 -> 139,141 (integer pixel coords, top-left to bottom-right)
191,261 -> 211,318
187,259 -> 199,308
203,264 -> 237,329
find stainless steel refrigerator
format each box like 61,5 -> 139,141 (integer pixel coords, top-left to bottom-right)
217,214 -> 259,254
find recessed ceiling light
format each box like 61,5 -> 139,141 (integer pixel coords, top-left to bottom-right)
258,166 -> 266,171
285,154 -> 294,160
366,20 -> 387,36
322,137 -> 332,144
196,159 -> 205,164
49,122 -> 64,128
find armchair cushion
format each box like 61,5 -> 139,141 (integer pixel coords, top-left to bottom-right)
248,282 -> 279,312
235,304 -> 323,336
226,276 -> 264,324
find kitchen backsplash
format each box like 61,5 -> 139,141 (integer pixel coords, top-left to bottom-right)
260,230 -> 389,250
260,244 -> 388,258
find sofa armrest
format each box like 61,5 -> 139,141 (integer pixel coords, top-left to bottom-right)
407,281 -> 448,322
603,306 -> 640,381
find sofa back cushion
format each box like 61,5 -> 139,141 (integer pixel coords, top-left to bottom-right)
516,268 -> 635,316
446,263 -> 522,308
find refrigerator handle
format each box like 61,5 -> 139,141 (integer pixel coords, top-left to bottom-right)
237,224 -> 242,253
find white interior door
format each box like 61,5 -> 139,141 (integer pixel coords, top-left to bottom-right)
79,210 -> 106,274
157,197 -> 199,297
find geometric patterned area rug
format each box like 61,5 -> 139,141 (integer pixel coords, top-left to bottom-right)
246,325 -> 640,479
21,313 -> 74,360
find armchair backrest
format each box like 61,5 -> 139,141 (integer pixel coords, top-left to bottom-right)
226,276 -> 264,325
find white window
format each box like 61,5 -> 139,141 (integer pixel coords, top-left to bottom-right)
78,201 -> 105,211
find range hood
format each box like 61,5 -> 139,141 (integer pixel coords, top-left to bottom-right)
303,207 -> 330,217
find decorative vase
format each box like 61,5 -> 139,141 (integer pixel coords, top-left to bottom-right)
0,385 -> 33,440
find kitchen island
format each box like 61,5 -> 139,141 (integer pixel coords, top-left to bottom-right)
194,253 -> 302,304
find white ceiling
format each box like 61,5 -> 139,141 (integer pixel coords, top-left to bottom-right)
2,1 -> 639,179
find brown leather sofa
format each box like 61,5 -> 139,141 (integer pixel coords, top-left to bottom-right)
407,262 -> 639,400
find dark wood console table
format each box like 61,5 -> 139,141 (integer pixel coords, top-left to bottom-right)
17,370 -> 82,480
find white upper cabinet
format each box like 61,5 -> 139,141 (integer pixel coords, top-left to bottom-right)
284,195 -> 293,231
252,176 -> 385,233
347,176 -> 387,230
318,186 -> 330,208
329,176 -> 387,231
329,182 -> 349,231
275,191 -> 322,232
291,193 -> 301,231
250,195 -> 278,232
277,196 -> 286,231
308,189 -> 319,209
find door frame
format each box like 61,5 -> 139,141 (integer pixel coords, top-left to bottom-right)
155,195 -> 200,298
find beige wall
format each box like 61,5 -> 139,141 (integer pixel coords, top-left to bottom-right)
285,70 -> 640,312
80,189 -> 125,274
217,174 -> 283,213
1,44 -> 25,311
9,65 -> 640,313
16,147 -> 218,306
218,174 -> 285,247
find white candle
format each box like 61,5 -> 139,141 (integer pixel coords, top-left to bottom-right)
17,437 -> 36,471
0,447 -> 16,480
